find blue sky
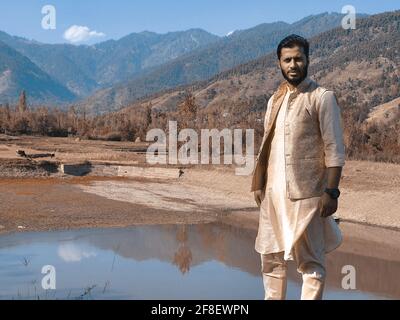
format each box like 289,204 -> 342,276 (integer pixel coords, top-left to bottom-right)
0,0 -> 398,44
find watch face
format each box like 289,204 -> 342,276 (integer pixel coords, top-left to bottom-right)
332,190 -> 340,198
326,188 -> 340,199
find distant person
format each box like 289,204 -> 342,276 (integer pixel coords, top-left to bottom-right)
252,34 -> 345,300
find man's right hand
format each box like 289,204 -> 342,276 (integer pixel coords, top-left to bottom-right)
254,190 -> 263,208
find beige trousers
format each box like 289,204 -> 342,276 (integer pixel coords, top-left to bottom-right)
260,212 -> 327,300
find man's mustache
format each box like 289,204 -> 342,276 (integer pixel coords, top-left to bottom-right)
288,68 -> 302,73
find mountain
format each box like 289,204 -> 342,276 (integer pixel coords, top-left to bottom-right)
0,29 -> 219,97
93,29 -> 220,85
0,31 -> 98,97
109,10 -> 399,162
0,40 -> 76,105
80,12 -> 369,114
365,97 -> 400,126
117,10 -> 399,116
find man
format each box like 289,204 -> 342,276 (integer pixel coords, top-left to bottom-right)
251,34 -> 345,300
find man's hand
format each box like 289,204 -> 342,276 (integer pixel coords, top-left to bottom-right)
319,166 -> 342,217
254,190 -> 263,208
318,192 -> 338,218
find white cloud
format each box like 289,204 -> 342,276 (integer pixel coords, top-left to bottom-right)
58,243 -> 97,262
63,25 -> 105,43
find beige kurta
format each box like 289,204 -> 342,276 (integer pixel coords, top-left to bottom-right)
255,88 -> 342,261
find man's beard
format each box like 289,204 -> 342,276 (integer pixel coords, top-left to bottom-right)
281,65 -> 308,86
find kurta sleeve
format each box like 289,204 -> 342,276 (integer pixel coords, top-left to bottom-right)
318,91 -> 346,168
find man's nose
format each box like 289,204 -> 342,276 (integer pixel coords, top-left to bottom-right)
288,59 -> 296,69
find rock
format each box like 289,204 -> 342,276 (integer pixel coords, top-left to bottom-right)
16,150 -> 27,158
135,137 -> 141,143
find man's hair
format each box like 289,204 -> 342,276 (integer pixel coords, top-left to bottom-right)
277,34 -> 310,60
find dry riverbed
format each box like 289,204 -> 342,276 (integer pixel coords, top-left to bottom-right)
0,135 -> 399,235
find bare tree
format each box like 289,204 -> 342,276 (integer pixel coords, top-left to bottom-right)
177,91 -> 198,131
18,90 -> 28,113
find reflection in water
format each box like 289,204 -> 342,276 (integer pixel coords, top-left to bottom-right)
58,243 -> 97,262
173,226 -> 192,275
0,223 -> 398,300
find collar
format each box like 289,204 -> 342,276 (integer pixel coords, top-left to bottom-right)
286,77 -> 312,94
273,77 -> 312,105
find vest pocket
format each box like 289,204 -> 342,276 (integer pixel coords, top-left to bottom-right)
288,158 -> 326,198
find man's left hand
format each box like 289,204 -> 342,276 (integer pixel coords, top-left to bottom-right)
318,192 -> 338,218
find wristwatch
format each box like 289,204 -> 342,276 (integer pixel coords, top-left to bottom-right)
324,188 -> 341,199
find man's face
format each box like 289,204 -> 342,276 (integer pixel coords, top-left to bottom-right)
278,46 -> 308,86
